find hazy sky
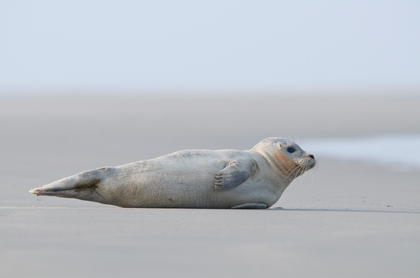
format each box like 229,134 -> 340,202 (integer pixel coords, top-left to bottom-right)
1,0 -> 419,93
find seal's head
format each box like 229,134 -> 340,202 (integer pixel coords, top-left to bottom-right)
252,137 -> 316,179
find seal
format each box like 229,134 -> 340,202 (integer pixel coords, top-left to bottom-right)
29,137 -> 316,209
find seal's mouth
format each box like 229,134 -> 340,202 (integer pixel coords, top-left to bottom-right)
306,159 -> 316,169
281,162 -> 314,180
291,157 -> 316,177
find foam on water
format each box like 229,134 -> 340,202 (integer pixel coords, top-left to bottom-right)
302,135 -> 420,170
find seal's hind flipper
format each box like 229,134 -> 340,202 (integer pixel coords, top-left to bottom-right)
214,159 -> 257,191
30,177 -> 100,197
29,167 -> 113,202
230,203 -> 268,209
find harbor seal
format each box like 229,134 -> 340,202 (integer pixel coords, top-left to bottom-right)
29,137 -> 316,209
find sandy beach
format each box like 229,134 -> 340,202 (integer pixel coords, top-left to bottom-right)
1,93 -> 419,278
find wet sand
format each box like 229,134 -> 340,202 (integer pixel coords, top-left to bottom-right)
1,93 -> 419,277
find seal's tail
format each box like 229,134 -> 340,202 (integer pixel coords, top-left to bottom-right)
29,168 -> 109,201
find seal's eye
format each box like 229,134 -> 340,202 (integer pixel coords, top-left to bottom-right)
287,147 -> 296,153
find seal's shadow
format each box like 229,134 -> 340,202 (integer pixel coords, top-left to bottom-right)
272,207 -> 420,214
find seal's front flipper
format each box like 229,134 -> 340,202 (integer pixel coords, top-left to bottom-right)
230,203 -> 268,209
214,159 -> 257,191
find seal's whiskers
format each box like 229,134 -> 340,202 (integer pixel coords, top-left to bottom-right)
282,165 -> 301,182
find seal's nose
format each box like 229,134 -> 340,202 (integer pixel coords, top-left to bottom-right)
309,154 -> 315,159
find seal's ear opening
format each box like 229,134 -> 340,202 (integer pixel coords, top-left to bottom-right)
278,142 -> 284,149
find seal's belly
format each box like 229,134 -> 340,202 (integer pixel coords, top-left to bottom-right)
103,150 -> 277,208
105,155 -> 227,208
104,167 -> 279,209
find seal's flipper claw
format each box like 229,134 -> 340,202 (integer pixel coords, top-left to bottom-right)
214,159 -> 257,191
230,203 -> 268,209
29,188 -> 42,196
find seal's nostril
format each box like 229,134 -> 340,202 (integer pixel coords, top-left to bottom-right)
309,154 -> 315,159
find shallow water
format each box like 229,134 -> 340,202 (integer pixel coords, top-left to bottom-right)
302,134 -> 420,170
